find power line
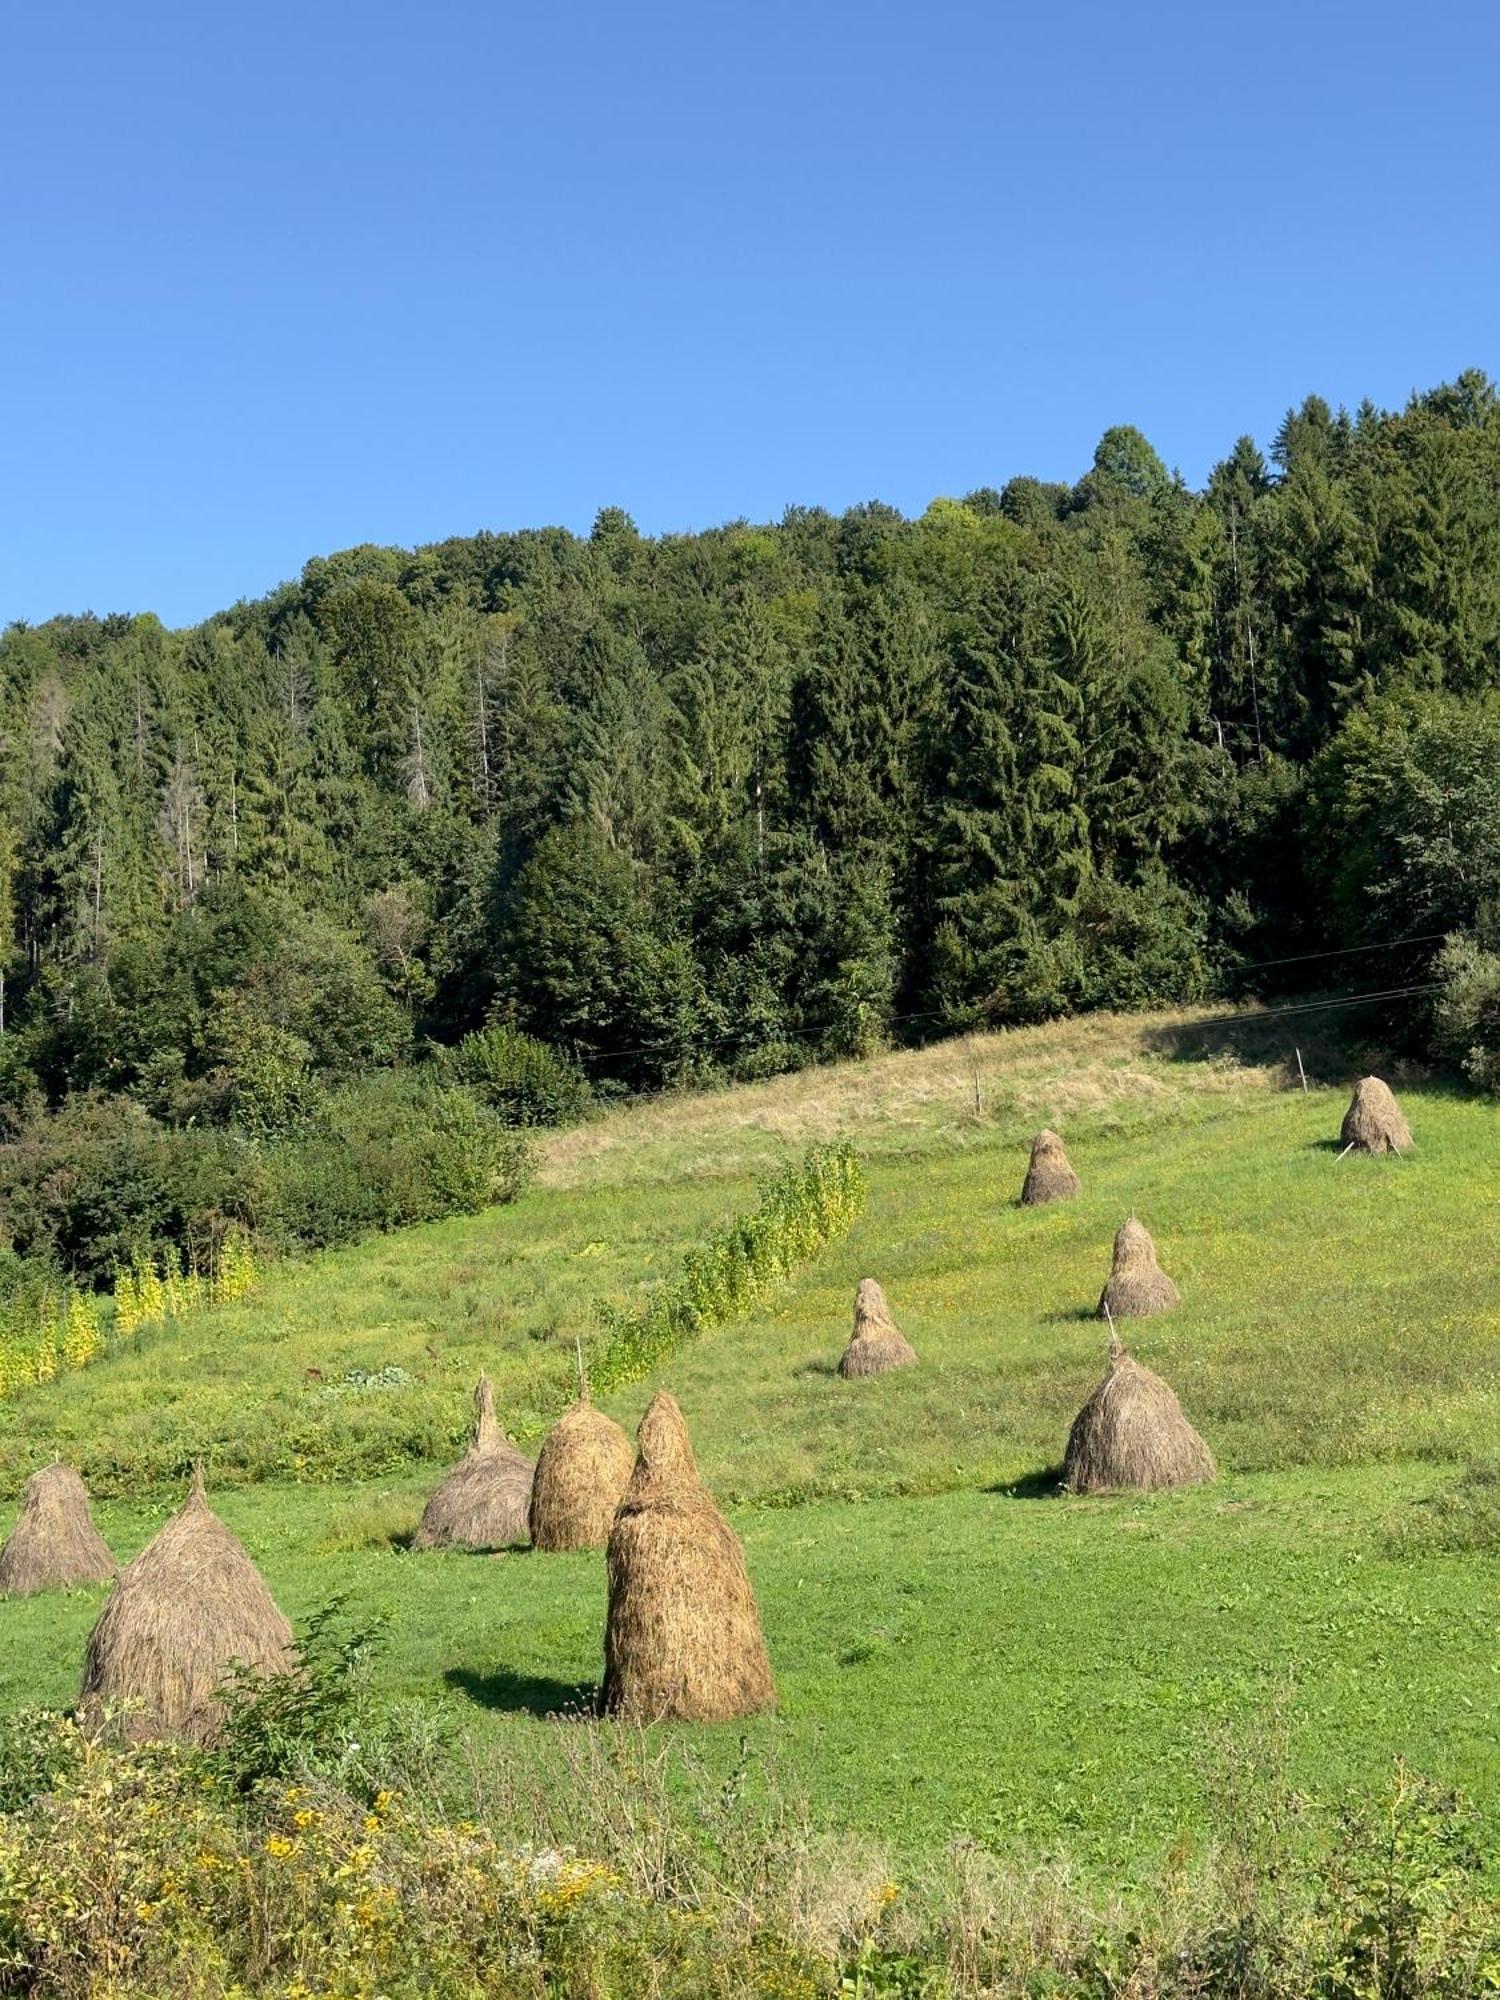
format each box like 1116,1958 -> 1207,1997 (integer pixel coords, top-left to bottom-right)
1229,930 -> 1447,974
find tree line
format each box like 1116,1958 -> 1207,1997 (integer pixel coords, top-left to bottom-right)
4,370 -> 1500,1272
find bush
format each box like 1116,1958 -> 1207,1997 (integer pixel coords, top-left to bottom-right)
0,1095 -> 247,1283
255,1076 -> 534,1251
588,1142 -> 866,1396
1430,932 -> 1500,1091
434,1021 -> 591,1126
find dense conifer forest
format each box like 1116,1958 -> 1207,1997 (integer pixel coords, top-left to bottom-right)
4,373 -> 1500,1278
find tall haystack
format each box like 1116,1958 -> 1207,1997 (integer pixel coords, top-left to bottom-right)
80,1466 -> 294,1745
1340,1076 -> 1413,1155
413,1375 -> 534,1552
601,1392 -> 775,1722
1064,1335 -> 1215,1493
528,1378 -> 634,1553
1021,1129 -> 1081,1205
0,1462 -> 115,1597
1097,1217 -> 1180,1319
838,1278 -> 918,1378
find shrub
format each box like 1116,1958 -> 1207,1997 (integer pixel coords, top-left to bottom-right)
1430,931 -> 1500,1092
434,1021 -> 591,1126
256,1076 -> 534,1251
0,1095 -> 247,1283
588,1142 -> 866,1397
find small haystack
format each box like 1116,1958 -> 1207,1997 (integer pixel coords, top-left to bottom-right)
1340,1076 -> 1414,1155
1097,1217 -> 1180,1319
80,1466 -> 294,1744
528,1371 -> 634,1553
838,1278 -> 918,1378
1064,1334 -> 1215,1493
413,1375 -> 534,1552
1021,1129 -> 1081,1205
0,1462 -> 115,1597
601,1392 -> 775,1722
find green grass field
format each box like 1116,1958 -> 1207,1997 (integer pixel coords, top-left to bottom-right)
1,1010 -> 1496,1874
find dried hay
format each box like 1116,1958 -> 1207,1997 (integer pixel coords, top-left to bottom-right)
1098,1217 -> 1180,1319
0,1462 -> 115,1597
601,1391 -> 775,1722
838,1277 -> 918,1378
1064,1334 -> 1215,1493
1020,1128 -> 1081,1205
80,1466 -> 294,1745
528,1384 -> 634,1553
1340,1075 -> 1413,1155
413,1375 -> 534,1552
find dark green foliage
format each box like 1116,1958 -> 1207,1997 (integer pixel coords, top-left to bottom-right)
215,1596 -> 389,1790
433,1020 -> 592,1125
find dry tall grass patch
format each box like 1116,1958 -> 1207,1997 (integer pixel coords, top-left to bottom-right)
538,1007 -> 1281,1192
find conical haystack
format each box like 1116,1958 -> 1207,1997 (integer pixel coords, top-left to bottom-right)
1340,1076 -> 1413,1155
414,1375 -> 534,1552
1021,1129 -> 1081,1205
601,1392 -> 775,1722
0,1462 -> 115,1597
80,1466 -> 294,1744
1064,1335 -> 1215,1493
1098,1217 -> 1180,1319
528,1382 -> 634,1553
838,1278 -> 918,1378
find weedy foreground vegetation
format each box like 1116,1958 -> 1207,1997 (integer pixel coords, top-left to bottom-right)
0,1010 -> 1497,1996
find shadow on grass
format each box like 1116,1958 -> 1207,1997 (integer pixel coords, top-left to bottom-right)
794,1358 -> 840,1378
985,1464 -> 1065,1500
443,1666 -> 597,1720
1041,1306 -> 1100,1326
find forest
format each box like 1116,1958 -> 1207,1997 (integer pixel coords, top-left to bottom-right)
3,371 -> 1500,1280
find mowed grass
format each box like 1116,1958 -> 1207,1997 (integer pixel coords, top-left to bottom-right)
0,1465 -> 1492,1871
0,1010 -> 1496,1869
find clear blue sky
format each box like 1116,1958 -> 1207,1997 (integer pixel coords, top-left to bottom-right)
3,0 -> 1496,629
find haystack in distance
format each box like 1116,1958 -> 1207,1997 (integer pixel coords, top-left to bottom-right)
601,1391 -> 775,1723
0,1462 -> 115,1597
414,1375 -> 534,1552
80,1465 -> 294,1745
1020,1129 -> 1081,1205
1098,1218 -> 1180,1319
1064,1336 -> 1215,1493
1340,1076 -> 1413,1155
529,1385 -> 634,1552
838,1278 -> 918,1377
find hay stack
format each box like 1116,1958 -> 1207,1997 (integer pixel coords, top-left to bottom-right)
1097,1218 -> 1180,1319
528,1386 -> 634,1552
838,1278 -> 918,1378
414,1375 -> 534,1552
0,1462 -> 115,1596
1064,1335 -> 1215,1493
80,1466 -> 294,1744
601,1392 -> 775,1722
1340,1076 -> 1413,1155
1020,1129 -> 1081,1205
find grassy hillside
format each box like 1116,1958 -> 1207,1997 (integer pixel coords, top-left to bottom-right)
0,1007 -> 1495,1871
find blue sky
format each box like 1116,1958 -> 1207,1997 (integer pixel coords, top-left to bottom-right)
3,0 -> 1496,628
